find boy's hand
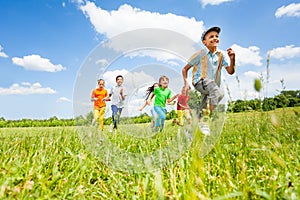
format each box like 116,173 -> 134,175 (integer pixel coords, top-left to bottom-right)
227,48 -> 235,60
102,97 -> 110,102
183,85 -> 190,96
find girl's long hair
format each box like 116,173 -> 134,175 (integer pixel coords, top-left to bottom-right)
145,83 -> 158,100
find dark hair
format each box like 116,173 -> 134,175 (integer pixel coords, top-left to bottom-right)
116,75 -> 123,81
145,82 -> 158,100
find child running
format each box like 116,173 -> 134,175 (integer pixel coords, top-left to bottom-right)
139,83 -> 159,128
91,79 -> 109,131
182,26 -> 235,135
103,75 -> 127,132
147,76 -> 179,132
176,86 -> 192,126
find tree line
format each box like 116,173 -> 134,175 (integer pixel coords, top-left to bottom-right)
1,90 -> 299,128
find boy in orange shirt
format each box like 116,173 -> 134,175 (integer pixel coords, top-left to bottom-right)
91,79 -> 109,131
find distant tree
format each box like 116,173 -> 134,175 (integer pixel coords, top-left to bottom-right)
86,111 -> 94,125
274,94 -> 289,108
262,98 -> 276,111
247,99 -> 262,111
281,90 -> 300,98
232,99 -> 247,113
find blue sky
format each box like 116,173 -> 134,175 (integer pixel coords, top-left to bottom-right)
0,0 -> 300,120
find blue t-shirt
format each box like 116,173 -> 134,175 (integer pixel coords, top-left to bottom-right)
189,48 -> 229,85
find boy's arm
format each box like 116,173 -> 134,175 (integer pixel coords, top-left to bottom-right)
182,64 -> 192,93
102,92 -> 112,101
120,88 -> 127,100
226,48 -> 235,75
178,102 -> 190,110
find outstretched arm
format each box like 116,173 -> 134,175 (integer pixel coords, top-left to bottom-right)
146,93 -> 154,105
182,63 -> 192,93
167,94 -> 179,104
139,101 -> 148,111
102,93 -> 111,102
226,48 -> 235,75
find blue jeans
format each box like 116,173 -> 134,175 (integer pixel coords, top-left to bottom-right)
154,106 -> 167,131
111,105 -> 122,129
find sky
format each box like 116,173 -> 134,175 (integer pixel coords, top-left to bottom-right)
0,0 -> 300,120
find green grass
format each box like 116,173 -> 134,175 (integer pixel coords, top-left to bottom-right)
0,108 -> 299,199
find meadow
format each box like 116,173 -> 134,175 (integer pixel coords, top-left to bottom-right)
0,107 -> 299,199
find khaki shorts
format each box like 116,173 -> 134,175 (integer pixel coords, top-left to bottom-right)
193,78 -> 224,112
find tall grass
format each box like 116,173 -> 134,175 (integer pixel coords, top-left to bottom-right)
0,107 -> 299,199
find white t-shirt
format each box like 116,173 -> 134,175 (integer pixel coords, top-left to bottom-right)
110,85 -> 127,108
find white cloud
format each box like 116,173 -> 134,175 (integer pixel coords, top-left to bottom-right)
224,60 -> 299,101
0,45 -> 8,58
231,44 -> 263,67
244,71 -> 261,79
79,2 -> 205,41
200,0 -> 234,8
269,45 -> 300,60
12,54 -> 66,72
0,82 -> 56,95
57,97 -> 71,103
275,3 -> 300,18
102,69 -> 129,88
95,58 -> 109,71
124,49 -> 184,67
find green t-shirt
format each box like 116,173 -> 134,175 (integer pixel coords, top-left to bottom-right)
154,86 -> 171,108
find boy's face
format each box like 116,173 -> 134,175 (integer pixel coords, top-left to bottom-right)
202,31 -> 219,48
116,77 -> 123,86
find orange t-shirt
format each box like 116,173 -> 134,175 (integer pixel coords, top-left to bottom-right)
92,88 -> 108,109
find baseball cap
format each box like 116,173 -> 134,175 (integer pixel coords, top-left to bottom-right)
201,26 -> 221,41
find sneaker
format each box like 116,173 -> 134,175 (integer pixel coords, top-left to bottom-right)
109,124 -> 113,133
199,122 -> 210,136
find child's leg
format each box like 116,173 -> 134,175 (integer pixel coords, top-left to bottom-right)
117,107 -> 123,124
150,109 -> 156,127
207,81 -> 224,112
111,105 -> 118,129
154,106 -> 166,130
99,107 -> 106,131
177,110 -> 183,126
92,109 -> 100,126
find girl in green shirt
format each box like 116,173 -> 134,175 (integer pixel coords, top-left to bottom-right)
147,76 -> 178,132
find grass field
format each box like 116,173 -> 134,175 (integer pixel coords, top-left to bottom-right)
0,107 -> 299,199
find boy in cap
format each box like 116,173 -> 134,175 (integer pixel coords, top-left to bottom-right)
182,26 -> 235,135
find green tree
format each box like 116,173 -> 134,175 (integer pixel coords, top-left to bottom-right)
262,98 -> 276,111
274,94 -> 289,108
